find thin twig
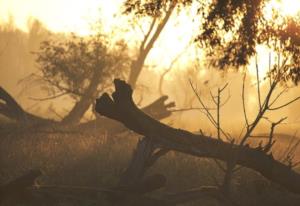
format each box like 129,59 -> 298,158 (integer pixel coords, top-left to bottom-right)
189,79 -> 232,141
269,96 -> 300,111
242,73 -> 249,127
29,92 -> 69,101
255,55 -> 262,110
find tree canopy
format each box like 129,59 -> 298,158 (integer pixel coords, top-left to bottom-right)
124,0 -> 300,83
33,33 -> 130,124
35,34 -> 129,100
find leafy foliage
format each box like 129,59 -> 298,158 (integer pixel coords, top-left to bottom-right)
35,34 -> 130,99
123,0 -> 193,17
124,0 -> 300,84
196,0 -> 266,68
263,16 -> 300,84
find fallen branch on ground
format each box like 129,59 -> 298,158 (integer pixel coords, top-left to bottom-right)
95,79 -> 300,194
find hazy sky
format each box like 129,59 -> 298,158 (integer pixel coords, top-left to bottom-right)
0,0 -> 203,74
1,0 -> 299,33
0,0 -> 299,77
0,0 -> 123,35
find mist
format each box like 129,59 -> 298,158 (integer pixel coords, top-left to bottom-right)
1,1 -> 300,206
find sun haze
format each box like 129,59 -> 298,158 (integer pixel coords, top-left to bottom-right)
0,0 -> 123,35
0,0 -> 300,77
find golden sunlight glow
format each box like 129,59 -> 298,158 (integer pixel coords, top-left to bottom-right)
249,0 -> 300,80
0,0 -> 300,77
0,0 -> 124,35
272,0 -> 300,17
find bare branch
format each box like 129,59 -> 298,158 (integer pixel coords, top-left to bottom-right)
269,96 -> 300,111
158,41 -> 191,95
190,80 -> 232,141
240,71 -> 279,146
140,17 -> 157,52
269,87 -> 289,107
255,55 -> 262,110
189,79 -> 218,128
29,92 -> 69,101
263,117 -> 287,153
242,73 -> 249,127
217,88 -> 221,140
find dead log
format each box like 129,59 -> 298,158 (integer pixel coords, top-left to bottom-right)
118,137 -> 167,185
0,87 -> 52,125
78,95 -> 175,133
105,136 -> 169,205
141,96 -> 175,120
95,79 -> 300,195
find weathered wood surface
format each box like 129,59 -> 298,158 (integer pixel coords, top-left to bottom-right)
95,79 -> 300,194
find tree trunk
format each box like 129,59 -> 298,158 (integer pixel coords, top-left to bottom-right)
62,69 -> 102,125
128,3 -> 176,88
95,79 -> 300,195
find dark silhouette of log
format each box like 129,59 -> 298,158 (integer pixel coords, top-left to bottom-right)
106,136 -> 169,205
118,137 -> 163,186
79,95 -> 175,133
95,79 -> 300,195
0,170 -> 41,203
0,87 -> 53,127
141,96 -> 175,120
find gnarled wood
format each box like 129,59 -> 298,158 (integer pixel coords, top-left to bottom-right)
95,79 -> 300,195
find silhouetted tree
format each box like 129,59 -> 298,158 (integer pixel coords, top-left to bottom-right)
35,34 -> 130,124
123,0 -> 181,88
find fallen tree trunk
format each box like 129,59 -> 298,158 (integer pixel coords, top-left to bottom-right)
0,87 -> 51,125
95,79 -> 300,195
79,95 -> 175,133
0,87 -> 175,133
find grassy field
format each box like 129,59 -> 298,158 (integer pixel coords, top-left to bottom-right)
1,123 -> 300,206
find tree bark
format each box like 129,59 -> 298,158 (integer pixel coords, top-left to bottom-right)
95,79 -> 300,195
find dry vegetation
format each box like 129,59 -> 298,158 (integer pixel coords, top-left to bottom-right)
1,125 -> 300,206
